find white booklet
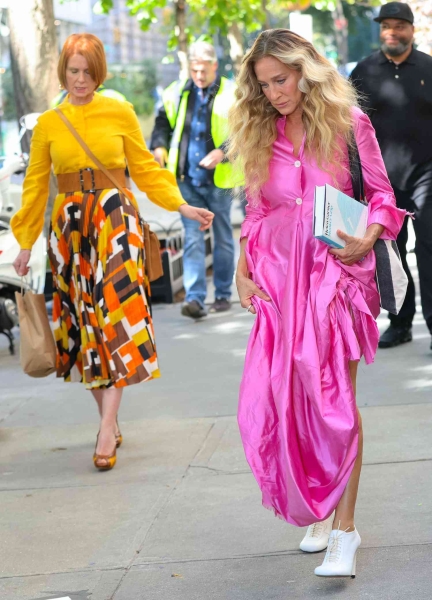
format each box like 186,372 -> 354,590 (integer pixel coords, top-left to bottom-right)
313,184 -> 368,249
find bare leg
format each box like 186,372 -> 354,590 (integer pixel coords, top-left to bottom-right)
333,360 -> 363,532
91,388 -> 123,456
91,389 -> 121,437
92,389 -> 103,418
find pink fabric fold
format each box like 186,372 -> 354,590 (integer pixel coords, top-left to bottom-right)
238,108 -> 406,527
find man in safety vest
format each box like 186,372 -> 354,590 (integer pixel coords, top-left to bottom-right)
151,42 -> 238,319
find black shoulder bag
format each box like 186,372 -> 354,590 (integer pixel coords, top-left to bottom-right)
348,137 -> 408,315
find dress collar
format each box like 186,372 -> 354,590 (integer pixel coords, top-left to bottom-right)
276,116 -> 306,158
63,91 -> 100,107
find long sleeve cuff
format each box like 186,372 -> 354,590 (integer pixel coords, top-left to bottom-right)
367,193 -> 409,240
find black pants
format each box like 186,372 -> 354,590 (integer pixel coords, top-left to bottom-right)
390,162 -> 432,333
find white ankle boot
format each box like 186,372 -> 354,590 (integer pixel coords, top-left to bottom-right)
314,526 -> 361,578
299,513 -> 334,553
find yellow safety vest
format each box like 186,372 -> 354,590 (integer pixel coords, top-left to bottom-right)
163,77 -> 240,189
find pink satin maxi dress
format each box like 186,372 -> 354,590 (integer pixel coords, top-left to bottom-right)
238,108 -> 406,527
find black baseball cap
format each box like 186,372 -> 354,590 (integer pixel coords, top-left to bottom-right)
374,2 -> 414,24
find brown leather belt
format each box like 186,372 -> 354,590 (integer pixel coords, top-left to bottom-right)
57,168 -> 127,194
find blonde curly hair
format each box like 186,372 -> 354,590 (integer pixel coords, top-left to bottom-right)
227,29 -> 359,200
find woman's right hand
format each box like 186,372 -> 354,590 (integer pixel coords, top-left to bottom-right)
13,249 -> 31,277
178,204 -> 214,231
236,273 -> 271,315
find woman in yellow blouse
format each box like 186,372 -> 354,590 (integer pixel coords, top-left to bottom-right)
12,33 -> 213,471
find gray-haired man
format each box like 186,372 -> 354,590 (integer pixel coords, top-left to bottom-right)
151,42 -> 238,319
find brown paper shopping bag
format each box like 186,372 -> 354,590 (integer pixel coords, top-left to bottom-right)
15,289 -> 57,378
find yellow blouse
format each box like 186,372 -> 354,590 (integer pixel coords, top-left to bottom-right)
11,93 -> 186,250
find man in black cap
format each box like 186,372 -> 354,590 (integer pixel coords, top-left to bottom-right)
351,2 -> 432,350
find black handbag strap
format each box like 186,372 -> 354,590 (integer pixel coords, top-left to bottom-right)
347,132 -> 366,205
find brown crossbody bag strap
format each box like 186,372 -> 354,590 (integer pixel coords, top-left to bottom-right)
55,108 -> 132,198
54,108 -> 164,282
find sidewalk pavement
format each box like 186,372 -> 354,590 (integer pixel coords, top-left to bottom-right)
1,257 -> 431,600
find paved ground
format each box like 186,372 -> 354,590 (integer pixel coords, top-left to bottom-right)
1,254 -> 431,600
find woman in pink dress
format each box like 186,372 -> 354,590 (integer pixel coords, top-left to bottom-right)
228,30 -> 406,578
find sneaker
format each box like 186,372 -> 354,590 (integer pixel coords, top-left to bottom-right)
378,325 -> 412,348
181,300 -> 208,319
209,298 -> 232,313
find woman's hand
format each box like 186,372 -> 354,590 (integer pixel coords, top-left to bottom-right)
179,204 -> 214,231
236,273 -> 271,315
13,249 -> 31,276
329,230 -> 374,266
330,225 -> 384,266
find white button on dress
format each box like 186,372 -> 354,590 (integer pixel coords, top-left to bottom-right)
296,198 -> 303,205
294,160 -> 301,167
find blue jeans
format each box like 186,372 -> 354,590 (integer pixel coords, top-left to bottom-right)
179,180 -> 235,306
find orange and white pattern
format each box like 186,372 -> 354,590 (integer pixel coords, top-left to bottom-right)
48,188 -> 160,388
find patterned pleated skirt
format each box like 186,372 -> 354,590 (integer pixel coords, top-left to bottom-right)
48,188 -> 160,389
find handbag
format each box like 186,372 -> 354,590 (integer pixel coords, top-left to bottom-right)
15,286 -> 57,377
54,109 -> 164,282
348,136 -> 408,315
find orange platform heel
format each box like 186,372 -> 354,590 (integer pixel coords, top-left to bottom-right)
93,433 -> 117,471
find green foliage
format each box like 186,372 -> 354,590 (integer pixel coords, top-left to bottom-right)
96,0 -> 387,62
188,0 -> 264,35
97,0 -> 262,32
97,0 -> 167,29
312,0 -> 385,8
1,69 -> 17,121
104,60 -> 157,115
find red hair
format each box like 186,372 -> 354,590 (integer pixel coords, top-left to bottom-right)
58,33 -> 107,88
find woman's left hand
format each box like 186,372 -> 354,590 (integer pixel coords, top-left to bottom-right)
179,204 -> 214,231
329,230 -> 374,266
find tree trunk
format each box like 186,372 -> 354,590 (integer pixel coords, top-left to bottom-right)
227,23 -> 244,75
331,0 -> 349,68
174,0 -> 188,79
9,0 -> 58,131
8,0 -> 58,232
261,0 -> 271,30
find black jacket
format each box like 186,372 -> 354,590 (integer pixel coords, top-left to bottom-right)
351,49 -> 432,190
